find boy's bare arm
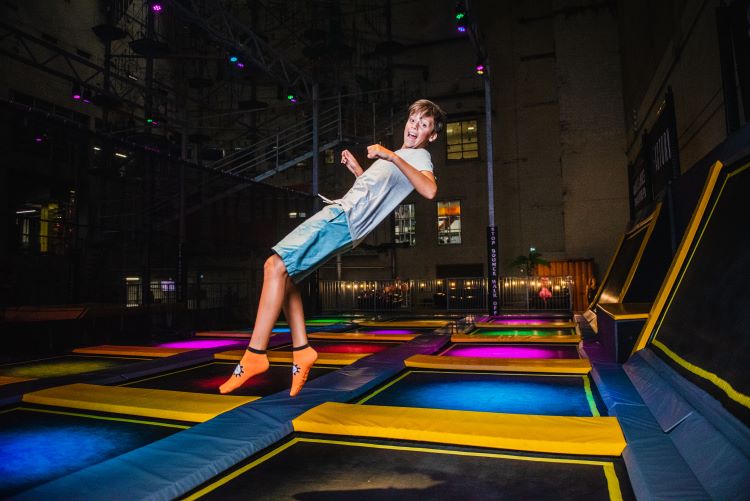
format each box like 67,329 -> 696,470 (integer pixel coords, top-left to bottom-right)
367,144 -> 437,200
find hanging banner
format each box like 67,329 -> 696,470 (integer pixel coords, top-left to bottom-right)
647,88 -> 681,199
487,225 -> 499,315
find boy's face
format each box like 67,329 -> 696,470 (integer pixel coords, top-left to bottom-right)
402,111 -> 437,149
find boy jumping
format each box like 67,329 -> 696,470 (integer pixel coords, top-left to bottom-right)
220,99 -> 446,396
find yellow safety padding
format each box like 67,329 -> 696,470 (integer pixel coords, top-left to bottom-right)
72,345 -> 191,358
214,349 -> 368,365
309,332 -> 417,341
196,331 -> 250,338
0,376 -> 34,386
293,402 -> 626,456
405,355 -> 591,374
451,334 -> 581,344
474,321 -> 576,329
22,383 -> 258,422
356,320 -> 448,328
631,160 -> 724,354
597,302 -> 651,321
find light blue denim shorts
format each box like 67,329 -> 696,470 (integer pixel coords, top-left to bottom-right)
272,204 -> 353,283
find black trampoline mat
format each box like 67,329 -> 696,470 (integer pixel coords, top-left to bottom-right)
189,437 -> 632,500
120,362 -> 337,397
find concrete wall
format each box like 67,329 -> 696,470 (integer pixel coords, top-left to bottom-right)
618,0 -> 729,171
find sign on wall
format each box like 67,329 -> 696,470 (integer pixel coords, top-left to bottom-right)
647,88 -> 681,200
628,140 -> 651,219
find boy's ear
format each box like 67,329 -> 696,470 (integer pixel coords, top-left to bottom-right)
428,131 -> 438,143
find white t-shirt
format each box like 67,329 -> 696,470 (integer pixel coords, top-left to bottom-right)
333,148 -> 433,246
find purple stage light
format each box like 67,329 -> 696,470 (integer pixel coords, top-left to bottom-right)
72,94 -> 81,100
151,3 -> 163,12
236,62 -> 245,68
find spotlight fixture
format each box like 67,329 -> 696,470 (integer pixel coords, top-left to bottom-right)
236,62 -> 245,69
229,55 -> 239,63
81,87 -> 92,103
287,93 -> 297,103
71,82 -> 82,100
455,2 -> 467,33
149,1 -> 163,13
475,63 -> 485,75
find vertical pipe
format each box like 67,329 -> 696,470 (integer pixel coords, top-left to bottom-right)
485,68 -> 500,315
312,83 -> 320,197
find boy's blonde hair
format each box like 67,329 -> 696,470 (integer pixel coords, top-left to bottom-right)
408,99 -> 447,135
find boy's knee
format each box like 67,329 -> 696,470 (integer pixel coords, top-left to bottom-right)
264,254 -> 288,278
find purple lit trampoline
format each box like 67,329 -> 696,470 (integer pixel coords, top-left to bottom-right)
359,328 -> 424,335
440,343 -> 580,359
155,339 -> 246,349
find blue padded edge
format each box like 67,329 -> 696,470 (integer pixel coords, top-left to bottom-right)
13,332 -> 451,501
625,350 -> 750,499
589,360 -> 707,500
635,349 -> 750,456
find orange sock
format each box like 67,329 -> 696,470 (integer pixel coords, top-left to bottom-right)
219,347 -> 269,394
290,344 -> 317,397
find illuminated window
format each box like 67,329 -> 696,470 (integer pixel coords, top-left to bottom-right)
446,120 -> 478,160
437,200 -> 461,245
394,203 -> 416,246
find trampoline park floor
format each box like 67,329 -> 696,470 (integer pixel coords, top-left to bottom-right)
0,404 -> 189,498
1,312 -> 635,499
183,434 -> 634,501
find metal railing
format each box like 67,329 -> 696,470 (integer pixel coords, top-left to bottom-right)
321,278 -> 485,312
499,276 -> 573,311
320,276 -> 573,313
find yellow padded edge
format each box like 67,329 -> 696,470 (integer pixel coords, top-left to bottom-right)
451,334 -> 581,344
22,383 -> 258,423
405,355 -> 591,374
196,331 -> 250,338
474,321 -> 576,329
309,332 -> 417,341
213,349 -> 368,365
72,345 -> 192,358
356,320 -> 448,328
597,303 -> 651,321
293,402 -> 626,456
0,376 -> 34,386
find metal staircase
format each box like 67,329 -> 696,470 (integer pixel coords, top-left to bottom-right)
209,100 -> 343,182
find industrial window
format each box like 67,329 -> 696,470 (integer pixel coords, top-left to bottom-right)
437,200 -> 461,245
394,203 -> 416,246
446,120 -> 478,160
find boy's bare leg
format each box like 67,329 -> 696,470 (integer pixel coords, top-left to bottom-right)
219,255 -> 287,394
282,277 -> 318,397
